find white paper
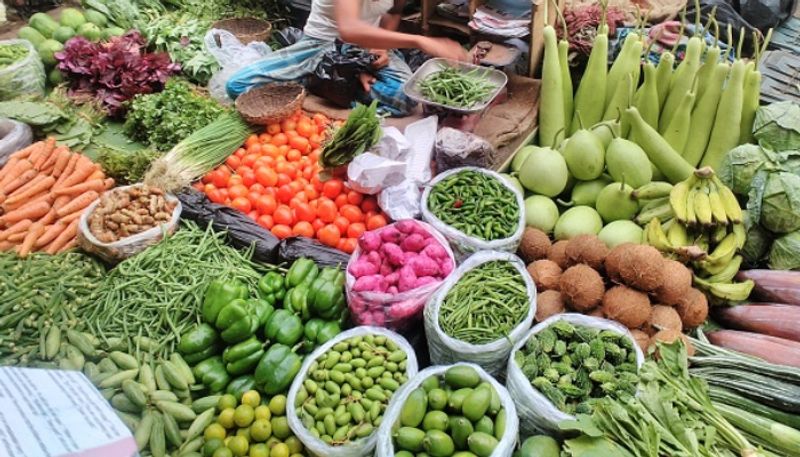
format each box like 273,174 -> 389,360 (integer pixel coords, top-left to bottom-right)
0,367 -> 136,457
403,116 -> 438,184
347,153 -> 406,195
379,181 -> 422,220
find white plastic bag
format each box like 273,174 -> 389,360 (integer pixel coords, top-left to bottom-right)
77,185 -> 182,264
375,363 -> 519,457
378,181 -> 421,221
424,251 -> 537,377
286,326 -> 419,457
345,220 -> 456,329
505,314 -> 645,436
420,166 -> 525,260
0,119 -> 32,166
204,29 -> 272,105
0,39 -> 46,101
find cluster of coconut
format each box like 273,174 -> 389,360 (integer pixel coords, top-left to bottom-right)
519,227 -> 709,355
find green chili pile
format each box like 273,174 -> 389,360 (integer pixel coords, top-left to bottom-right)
438,260 -> 529,344
78,221 -> 276,357
427,170 -> 520,241
0,252 -> 106,366
419,67 -> 496,109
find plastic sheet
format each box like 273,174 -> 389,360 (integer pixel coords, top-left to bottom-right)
0,119 -> 32,167
287,326 -> 419,457
505,314 -> 645,436
434,127 -> 496,174
375,363 -> 519,457
424,251 -> 537,377
77,185 -> 182,264
204,29 -> 272,105
176,189 -> 280,263
0,39 -> 45,101
307,43 -> 376,108
277,236 -> 351,268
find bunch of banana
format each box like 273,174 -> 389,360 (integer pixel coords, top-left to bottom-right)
633,181 -> 675,225
670,168 -> 743,227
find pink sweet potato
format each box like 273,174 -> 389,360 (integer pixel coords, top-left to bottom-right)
383,243 -> 405,266
359,231 -> 382,252
366,251 -> 382,266
353,275 -> 388,292
401,233 -> 426,253
440,258 -> 454,277
409,256 -> 439,277
380,226 -> 403,243
387,286 -> 399,294
385,272 -> 399,285
422,242 -> 447,259
348,258 -> 379,278
398,265 -> 417,292
380,262 -> 393,276
395,220 -> 418,234
415,276 -> 438,287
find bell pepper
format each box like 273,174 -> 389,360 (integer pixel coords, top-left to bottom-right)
285,284 -> 311,320
216,299 -> 257,344
304,318 -> 324,342
308,268 -> 346,320
255,344 -> 302,395
226,375 -> 256,401
258,271 -> 286,305
192,356 -> 230,393
202,279 -> 249,324
222,336 -> 265,376
285,258 -> 319,289
303,318 -> 341,346
249,298 -> 275,328
264,309 -> 304,346
178,324 -> 221,364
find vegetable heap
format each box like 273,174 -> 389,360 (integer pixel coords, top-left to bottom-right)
124,79 -> 227,152
427,170 -> 520,241
514,320 -> 639,415
391,365 -> 507,457
320,101 -> 382,169
439,260 -> 529,345
419,66 -> 497,109
0,43 -> 27,69
87,185 -> 176,243
139,14 -> 217,85
294,332 -> 411,446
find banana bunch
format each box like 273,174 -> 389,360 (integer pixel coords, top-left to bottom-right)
632,181 -> 675,225
670,169 -> 743,227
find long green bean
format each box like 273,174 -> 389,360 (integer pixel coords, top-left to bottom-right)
439,260 -> 529,344
419,67 -> 496,108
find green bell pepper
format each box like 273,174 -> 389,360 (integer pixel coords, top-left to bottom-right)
255,344 -> 302,395
249,298 -> 275,328
285,258 -> 319,289
258,271 -> 286,305
226,375 -> 256,401
303,318 -> 340,346
178,324 -> 221,364
264,309 -> 304,346
216,299 -> 257,344
193,356 -> 230,393
285,284 -> 311,320
308,268 -> 346,320
222,337 -> 265,376
202,279 -> 249,324
304,318 -> 324,342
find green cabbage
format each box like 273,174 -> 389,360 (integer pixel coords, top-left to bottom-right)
753,101 -> 800,152
769,230 -> 800,270
741,210 -> 772,268
719,144 -> 777,196
760,171 -> 800,234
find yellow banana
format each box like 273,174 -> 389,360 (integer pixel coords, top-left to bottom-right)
703,255 -> 743,283
712,175 -> 743,223
694,277 -> 754,302
700,233 -> 738,273
693,182 -> 713,226
667,221 -> 689,247
732,222 -> 746,249
646,218 -> 673,252
707,181 -> 729,225
685,187 -> 698,225
669,178 -> 693,222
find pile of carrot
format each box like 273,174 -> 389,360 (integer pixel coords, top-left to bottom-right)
0,138 -> 114,257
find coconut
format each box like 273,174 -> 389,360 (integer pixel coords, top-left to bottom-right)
604,243 -> 636,284
646,305 -> 683,335
547,240 -> 570,269
527,260 -> 562,291
559,264 -> 605,311
602,285 -> 651,329
565,234 -> 609,270
519,227 -> 552,263
675,288 -> 709,328
655,260 -> 693,305
587,307 -> 605,318
536,290 -> 566,321
648,329 -> 696,356
618,244 -> 665,292
630,329 -> 650,353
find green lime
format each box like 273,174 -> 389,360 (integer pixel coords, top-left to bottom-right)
284,436 -> 303,454
235,404 -> 256,428
213,447 -> 234,457
249,443 -> 269,457
203,438 -> 224,457
269,443 -> 289,457
254,405 -> 272,421
250,419 -> 272,442
218,408 -> 236,429
269,395 -> 287,416
271,416 -> 290,440
204,423 -> 227,441
242,390 -> 261,408
236,427 -> 251,442
228,435 -> 249,457
219,394 -> 238,411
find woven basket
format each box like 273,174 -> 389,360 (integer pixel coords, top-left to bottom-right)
212,17 -> 272,45
235,82 -> 306,125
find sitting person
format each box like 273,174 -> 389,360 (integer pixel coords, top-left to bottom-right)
226,0 -> 468,116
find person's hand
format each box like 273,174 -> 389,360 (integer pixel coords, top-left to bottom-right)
418,36 -> 469,61
359,73 -> 377,92
370,49 -> 390,69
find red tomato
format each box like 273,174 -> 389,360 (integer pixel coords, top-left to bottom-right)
255,166 -> 278,187
333,216 -> 349,235
225,155 -> 242,170
347,222 -> 366,239
246,143 -> 262,156
322,178 -> 344,199
313,113 -> 329,126
231,197 -> 252,213
294,202 -> 316,222
242,154 -> 259,169
317,199 -> 338,223
312,218 -> 325,232
229,185 -> 249,200
228,175 -> 243,188
277,185 -> 295,204
247,192 -> 262,208
286,148 -> 302,162
271,224 -> 293,239
193,181 -> 205,191
203,183 -> 216,194
249,183 -> 265,194
304,185 -> 319,201
296,121 -> 314,139
258,133 -> 272,143
334,194 -> 348,208
241,169 -> 257,187
281,119 -> 297,132
266,123 -> 281,135
317,224 -> 341,248
255,195 -> 277,215
361,196 -> 378,213
257,214 -> 274,229
289,136 -> 310,153
207,188 -> 224,203
245,134 -> 259,148
234,147 -> 247,158
247,210 -> 258,221
340,238 -> 357,254
346,190 -> 363,206
340,204 -> 364,223
292,221 -> 315,238
271,133 -> 288,146
277,173 -> 291,187
273,205 -> 294,226
366,214 -> 388,230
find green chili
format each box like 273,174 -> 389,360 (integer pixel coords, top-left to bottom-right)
419,67 -> 497,109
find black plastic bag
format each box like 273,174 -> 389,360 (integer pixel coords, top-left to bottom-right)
740,0 -> 793,30
400,48 -> 431,73
274,27 -> 304,48
686,0 -> 786,52
278,237 -> 351,268
176,189 -> 280,263
307,42 -> 376,108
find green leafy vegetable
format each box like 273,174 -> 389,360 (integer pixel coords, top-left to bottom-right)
138,14 -> 217,85
320,100 -> 382,168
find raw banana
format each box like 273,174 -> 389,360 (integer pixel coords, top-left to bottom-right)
712,175 -> 743,223
670,178 -> 693,221
636,202 -> 675,225
667,221 -> 689,247
634,181 -> 674,200
707,181 -> 729,225
685,187 -> 698,225
695,277 -> 754,301
703,255 -> 743,283
693,182 -> 713,226
646,218 -> 673,251
732,223 -> 746,248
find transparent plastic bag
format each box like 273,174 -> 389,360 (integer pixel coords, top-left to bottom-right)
286,326 -> 419,457
505,313 -> 645,436
345,220 -> 456,329
77,185 -> 182,264
204,29 -> 272,105
0,118 -> 32,167
420,166 -> 525,260
0,39 -> 46,101
424,251 -> 537,377
375,363 -> 519,457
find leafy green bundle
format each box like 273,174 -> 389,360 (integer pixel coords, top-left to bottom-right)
138,14 -> 217,85
320,100 -> 382,168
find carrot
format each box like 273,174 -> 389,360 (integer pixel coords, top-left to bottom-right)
55,157 -> 96,191
35,223 -> 64,248
59,208 -> 87,224
6,232 -> 25,242
52,149 -> 72,178
26,142 -> 47,170
86,169 -> 105,181
104,178 -> 115,189
45,218 -> 78,254
0,159 -> 33,189
39,208 -> 57,226
57,239 -> 77,253
54,154 -> 79,188
3,191 -> 55,213
33,138 -> 56,171
18,223 -> 45,257
8,141 -> 42,161
54,179 -> 107,196
0,219 -> 32,241
40,143 -> 65,172
1,169 -> 39,195
4,176 -> 56,206
0,200 -> 52,225
0,241 -> 15,251
56,190 -> 99,218
53,195 -> 71,211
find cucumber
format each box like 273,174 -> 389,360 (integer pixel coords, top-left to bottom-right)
29,13 -> 59,38
84,10 -> 108,27
52,26 -> 76,44
18,26 -> 46,47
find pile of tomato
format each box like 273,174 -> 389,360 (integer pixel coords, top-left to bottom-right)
195,112 -> 388,254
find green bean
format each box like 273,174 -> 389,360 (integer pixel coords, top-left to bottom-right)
419,67 -> 497,109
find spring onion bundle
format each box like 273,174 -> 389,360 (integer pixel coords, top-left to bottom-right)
144,111 -> 251,191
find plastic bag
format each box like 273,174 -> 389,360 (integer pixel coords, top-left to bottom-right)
307,43 -> 376,108
505,313 -> 645,436
287,326 -> 419,457
277,236 -> 350,268
0,39 -> 46,101
176,189 -> 280,264
424,251 -> 537,377
346,220 -> 456,329
420,166 -> 525,259
274,27 -> 304,47
205,29 -> 272,105
375,363 -> 519,457
77,185 -> 182,263
378,181 -> 422,221
434,127 -> 496,173
0,118 -> 32,167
